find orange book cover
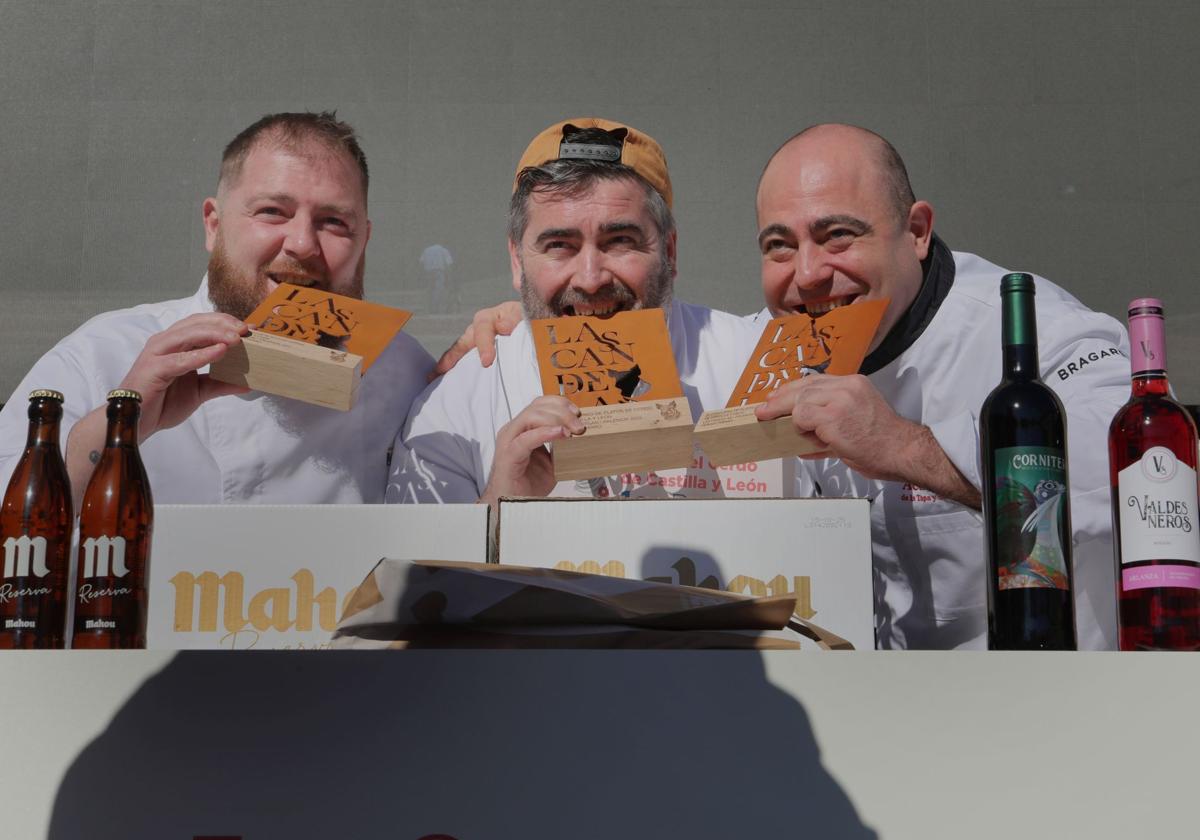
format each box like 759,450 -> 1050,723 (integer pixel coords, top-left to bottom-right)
726,299 -> 889,407
245,283 -> 412,373
531,309 -> 684,408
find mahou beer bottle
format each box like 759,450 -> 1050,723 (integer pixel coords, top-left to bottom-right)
72,389 -> 153,649
1108,299 -> 1200,650
0,390 -> 73,648
981,273 -> 1077,650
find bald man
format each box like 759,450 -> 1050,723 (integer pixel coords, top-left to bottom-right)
753,124 -> 1130,650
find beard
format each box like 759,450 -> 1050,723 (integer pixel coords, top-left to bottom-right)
519,251 -> 674,320
206,236 -> 365,320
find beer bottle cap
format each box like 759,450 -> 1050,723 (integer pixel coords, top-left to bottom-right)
106,388 -> 143,402
28,389 -> 65,402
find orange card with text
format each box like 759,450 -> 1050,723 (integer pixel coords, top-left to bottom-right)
245,284 -> 412,372
531,309 -> 684,408
726,299 -> 889,407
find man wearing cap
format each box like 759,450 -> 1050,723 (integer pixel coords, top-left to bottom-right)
454,122 -> 1131,650
0,112 -> 433,505
751,124 -> 1129,649
388,118 -> 760,504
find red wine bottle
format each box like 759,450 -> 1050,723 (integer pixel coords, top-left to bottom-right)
1108,299 -> 1200,651
981,273 -> 1077,650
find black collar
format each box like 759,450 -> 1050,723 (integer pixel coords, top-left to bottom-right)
860,234 -> 955,375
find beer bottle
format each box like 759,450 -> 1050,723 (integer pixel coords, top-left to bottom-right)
71,389 -> 153,649
0,390 -> 73,649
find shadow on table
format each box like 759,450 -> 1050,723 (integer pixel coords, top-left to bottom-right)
49,651 -> 876,839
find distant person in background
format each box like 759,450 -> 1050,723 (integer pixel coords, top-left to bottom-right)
0,112 -> 432,505
388,117 -> 759,505
752,124 -> 1130,650
420,243 -> 455,314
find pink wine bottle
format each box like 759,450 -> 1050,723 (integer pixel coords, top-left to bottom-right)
1108,299 -> 1200,650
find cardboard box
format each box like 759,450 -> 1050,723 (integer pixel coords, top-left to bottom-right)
495,497 -> 874,650
147,504 -> 488,649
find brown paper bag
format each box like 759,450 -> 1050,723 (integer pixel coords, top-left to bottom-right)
333,559 -> 854,650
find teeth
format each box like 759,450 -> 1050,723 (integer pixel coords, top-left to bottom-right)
803,296 -> 854,316
573,305 -> 617,317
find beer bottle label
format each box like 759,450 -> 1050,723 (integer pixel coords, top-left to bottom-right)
74,534 -> 135,633
993,446 -> 1071,591
1,534 -> 56,630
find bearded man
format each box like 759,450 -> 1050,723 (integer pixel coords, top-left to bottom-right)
389,118 -> 759,504
0,112 -> 433,504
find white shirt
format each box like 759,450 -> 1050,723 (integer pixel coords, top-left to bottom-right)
388,299 -> 762,503
752,251 -> 1130,650
0,280 -> 433,504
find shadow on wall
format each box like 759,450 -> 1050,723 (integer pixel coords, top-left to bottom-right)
49,651 -> 877,839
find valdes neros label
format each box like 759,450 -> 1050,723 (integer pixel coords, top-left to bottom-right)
1117,446 -> 1200,575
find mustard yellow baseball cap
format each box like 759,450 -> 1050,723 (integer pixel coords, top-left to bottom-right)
514,117 -> 673,208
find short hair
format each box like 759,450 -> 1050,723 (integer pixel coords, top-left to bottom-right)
768,124 -> 916,224
509,127 -> 675,246
218,111 -> 369,195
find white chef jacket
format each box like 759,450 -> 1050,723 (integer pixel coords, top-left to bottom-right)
388,299 -> 761,503
752,250 -> 1130,650
0,279 -> 432,504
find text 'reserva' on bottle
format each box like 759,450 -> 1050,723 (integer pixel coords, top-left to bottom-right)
1108,298 -> 1200,651
981,273 -> 1077,650
0,390 -> 73,649
71,389 -> 153,649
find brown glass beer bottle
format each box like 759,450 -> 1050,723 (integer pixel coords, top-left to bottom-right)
71,389 -> 153,649
0,390 -> 73,649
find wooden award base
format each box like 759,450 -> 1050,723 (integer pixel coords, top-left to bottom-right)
694,405 -> 828,467
552,399 -> 695,481
210,330 -> 363,411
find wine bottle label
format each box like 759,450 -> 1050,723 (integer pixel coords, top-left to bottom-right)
993,446 -> 1071,591
1117,447 -> 1200,591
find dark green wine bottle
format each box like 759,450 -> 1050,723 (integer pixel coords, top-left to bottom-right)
980,273 -> 1077,650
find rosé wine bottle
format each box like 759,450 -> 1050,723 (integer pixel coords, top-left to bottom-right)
1109,299 -> 1200,651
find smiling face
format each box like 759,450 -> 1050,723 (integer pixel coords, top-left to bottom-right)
203,137 -> 370,320
510,177 -> 676,320
756,125 -> 932,352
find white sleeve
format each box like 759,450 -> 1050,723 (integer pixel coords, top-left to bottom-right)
1040,315 -> 1130,545
385,365 -> 493,505
930,310 -> 1129,541
0,344 -> 102,492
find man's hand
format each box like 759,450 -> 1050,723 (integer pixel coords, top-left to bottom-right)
119,313 -> 251,439
65,313 -> 250,507
430,300 -> 523,381
479,396 -> 584,505
755,373 -> 981,509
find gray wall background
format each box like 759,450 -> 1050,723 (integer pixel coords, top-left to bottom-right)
2,0 -> 1198,400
